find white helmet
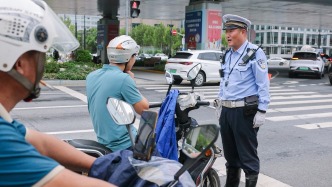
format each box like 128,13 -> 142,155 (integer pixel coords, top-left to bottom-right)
107,35 -> 140,63
0,0 -> 79,72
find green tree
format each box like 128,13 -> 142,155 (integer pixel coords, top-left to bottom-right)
222,32 -> 228,49
61,17 -> 75,36
86,28 -> 97,52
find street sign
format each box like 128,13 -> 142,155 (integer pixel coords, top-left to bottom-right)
171,29 -> 177,35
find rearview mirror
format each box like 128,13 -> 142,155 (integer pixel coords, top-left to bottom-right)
165,71 -> 174,85
182,124 -> 219,159
106,97 -> 136,126
187,63 -> 202,81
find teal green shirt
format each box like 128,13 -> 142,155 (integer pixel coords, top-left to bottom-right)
86,64 -> 142,151
0,118 -> 60,186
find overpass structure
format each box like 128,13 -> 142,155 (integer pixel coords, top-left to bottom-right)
45,0 -> 332,62
46,0 -> 332,29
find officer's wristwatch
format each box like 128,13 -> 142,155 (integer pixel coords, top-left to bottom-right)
257,109 -> 266,113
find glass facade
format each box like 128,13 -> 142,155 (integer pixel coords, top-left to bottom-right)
253,24 -> 332,56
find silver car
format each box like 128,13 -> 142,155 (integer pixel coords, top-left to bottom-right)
289,51 -> 324,79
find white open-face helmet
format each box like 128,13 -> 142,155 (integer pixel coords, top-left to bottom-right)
0,0 -> 79,72
107,35 -> 140,63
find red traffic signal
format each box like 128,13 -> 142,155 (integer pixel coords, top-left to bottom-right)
130,1 -> 140,18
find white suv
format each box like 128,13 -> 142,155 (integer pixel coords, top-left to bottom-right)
289,46 -> 324,79
164,50 -> 223,86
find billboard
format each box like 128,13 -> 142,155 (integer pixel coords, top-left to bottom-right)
207,10 -> 222,50
185,11 -> 202,50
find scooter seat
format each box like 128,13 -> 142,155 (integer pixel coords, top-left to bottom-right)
67,139 -> 112,157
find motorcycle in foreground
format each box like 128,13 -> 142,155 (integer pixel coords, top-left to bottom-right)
150,63 -> 222,187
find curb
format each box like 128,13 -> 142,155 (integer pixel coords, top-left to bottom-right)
132,67 -> 165,74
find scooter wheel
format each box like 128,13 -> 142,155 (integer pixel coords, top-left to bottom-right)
202,168 -> 220,187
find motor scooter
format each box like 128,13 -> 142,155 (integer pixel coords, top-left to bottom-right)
66,97 -> 219,186
150,63 -> 222,187
65,64 -> 221,186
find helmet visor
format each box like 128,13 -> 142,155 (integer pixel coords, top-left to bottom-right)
44,2 -> 79,53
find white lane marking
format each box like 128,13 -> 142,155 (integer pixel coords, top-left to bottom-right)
213,157 -> 292,187
270,92 -> 316,96
45,129 -> 94,134
268,105 -> 332,113
54,86 -> 87,103
269,99 -> 332,106
13,105 -> 87,110
271,94 -> 332,100
267,112 -> 332,122
44,119 -> 142,135
295,122 -> 332,129
155,88 -> 298,93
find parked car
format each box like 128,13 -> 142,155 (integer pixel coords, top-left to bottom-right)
267,57 -> 289,67
288,46 -> 324,79
154,53 -> 168,61
320,53 -> 332,72
136,53 -> 152,63
164,50 -> 223,86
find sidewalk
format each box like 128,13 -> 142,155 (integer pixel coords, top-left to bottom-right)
43,67 -> 165,86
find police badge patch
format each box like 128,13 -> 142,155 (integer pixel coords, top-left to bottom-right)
257,59 -> 266,69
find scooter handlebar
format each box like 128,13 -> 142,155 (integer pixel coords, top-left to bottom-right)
196,101 -> 210,107
149,103 -> 162,108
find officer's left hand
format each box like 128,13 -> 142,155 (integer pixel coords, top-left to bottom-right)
253,111 -> 266,128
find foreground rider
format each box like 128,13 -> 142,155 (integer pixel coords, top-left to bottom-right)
0,0 -> 115,186
86,35 -> 149,151
216,14 -> 270,187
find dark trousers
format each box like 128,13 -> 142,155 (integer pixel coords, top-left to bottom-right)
219,107 -> 260,175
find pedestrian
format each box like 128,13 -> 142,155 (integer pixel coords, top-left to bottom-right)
215,14 -> 270,187
86,35 -> 149,152
0,0 -> 115,186
53,49 -> 59,61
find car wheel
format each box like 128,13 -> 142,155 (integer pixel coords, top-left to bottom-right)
316,72 -> 322,79
194,71 -> 205,87
329,77 -> 332,85
288,72 -> 294,78
173,78 -> 183,85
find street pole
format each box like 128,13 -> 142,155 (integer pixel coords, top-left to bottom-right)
169,24 -> 173,57
126,0 -> 129,35
75,14 -> 77,39
84,15 -> 86,50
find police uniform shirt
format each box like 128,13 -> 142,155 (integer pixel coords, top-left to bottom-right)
218,40 -> 270,111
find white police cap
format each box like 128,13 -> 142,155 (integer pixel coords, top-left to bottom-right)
223,14 -> 251,30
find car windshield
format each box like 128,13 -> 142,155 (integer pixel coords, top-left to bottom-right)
293,52 -> 317,60
172,52 -> 193,59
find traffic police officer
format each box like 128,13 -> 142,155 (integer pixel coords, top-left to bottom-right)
216,14 -> 270,187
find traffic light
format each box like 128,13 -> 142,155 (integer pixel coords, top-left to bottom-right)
130,1 -> 140,18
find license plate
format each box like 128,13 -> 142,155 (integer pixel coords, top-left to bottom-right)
299,67 -> 309,71
170,69 -> 177,73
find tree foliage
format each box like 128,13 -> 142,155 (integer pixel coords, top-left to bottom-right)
130,23 -> 184,56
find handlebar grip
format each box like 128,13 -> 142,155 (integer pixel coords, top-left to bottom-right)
149,103 -> 162,108
196,101 -> 210,106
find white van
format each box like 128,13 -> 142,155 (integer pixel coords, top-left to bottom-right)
288,46 -> 324,79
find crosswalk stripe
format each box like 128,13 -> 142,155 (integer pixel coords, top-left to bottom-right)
270,92 -> 316,96
270,98 -> 332,106
267,105 -> 332,113
271,94 -> 332,100
295,122 -> 332,129
267,112 -> 332,122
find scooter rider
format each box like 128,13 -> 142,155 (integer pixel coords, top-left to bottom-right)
0,0 -> 114,186
86,35 -> 149,152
